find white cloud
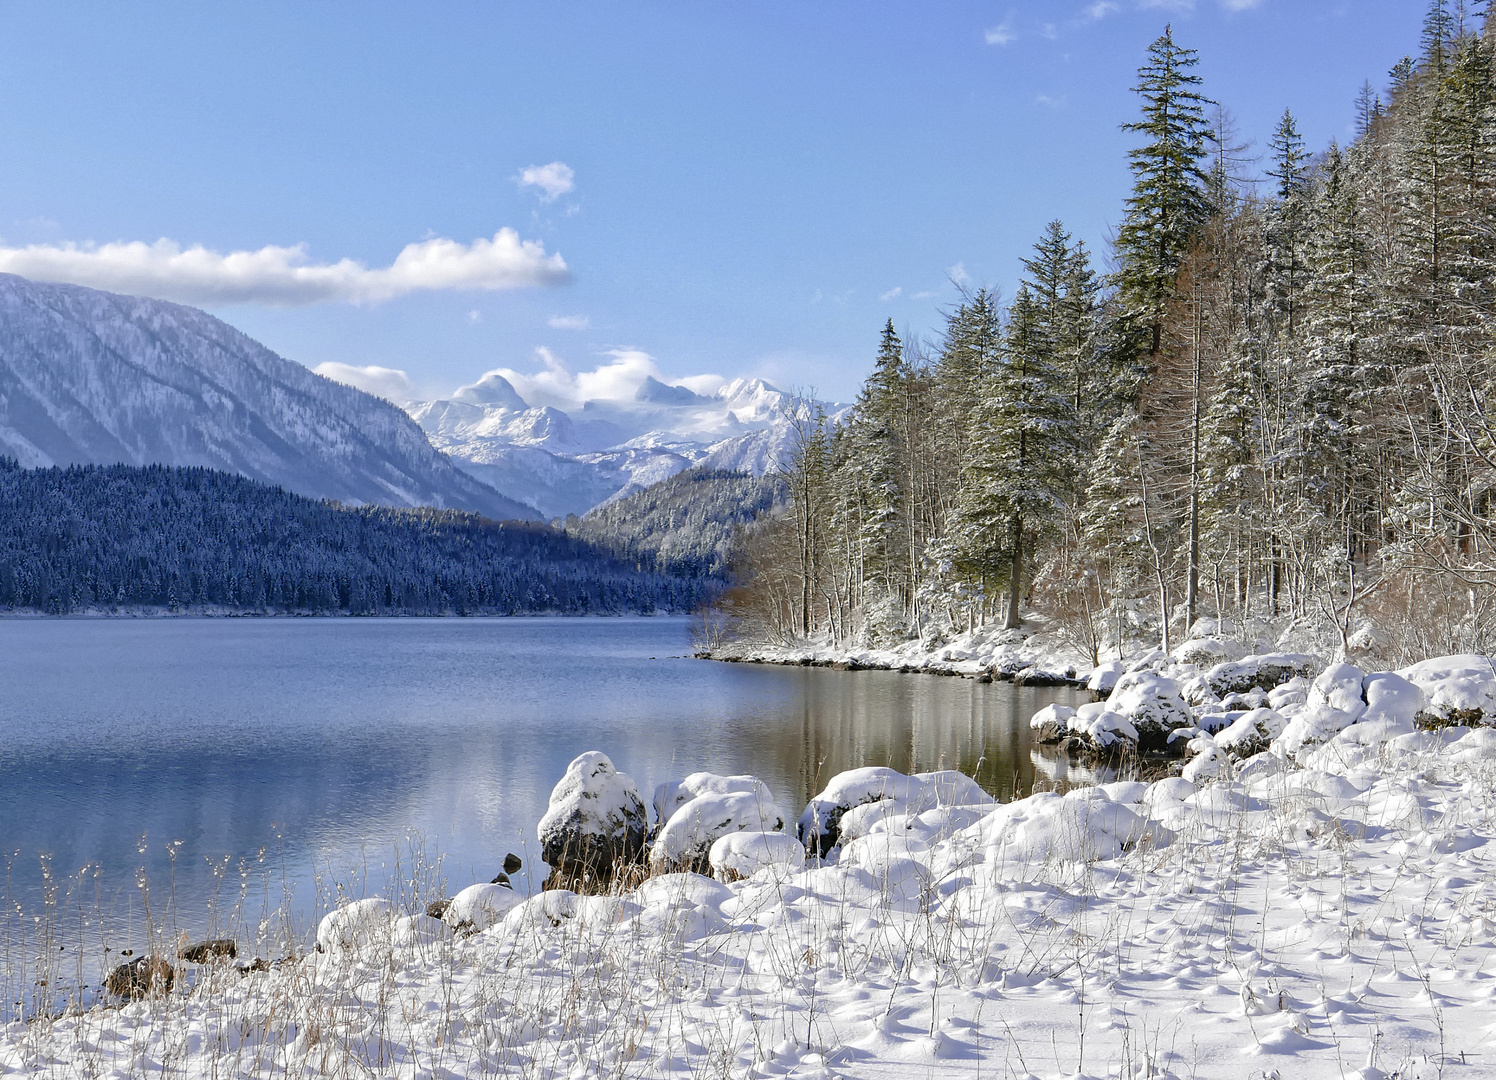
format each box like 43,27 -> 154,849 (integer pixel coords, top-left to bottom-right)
467,309 -> 483,323
517,161 -> 576,202
1037,93 -> 1068,108
547,313 -> 591,330
1219,0 -> 1261,9
911,290 -> 938,300
1140,0 -> 1195,10
984,20 -> 1016,45
880,286 -> 903,302
677,373 -> 727,397
948,262 -> 970,285
480,348 -> 722,412
313,362 -> 417,403
0,229 -> 568,306
1084,0 -> 1120,17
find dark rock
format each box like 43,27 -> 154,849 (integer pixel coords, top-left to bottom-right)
503,853 -> 522,874
538,752 -> 648,893
489,871 -> 512,886
178,938 -> 237,964
105,955 -> 174,997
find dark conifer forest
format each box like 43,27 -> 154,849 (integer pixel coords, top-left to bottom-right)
0,460 -> 711,615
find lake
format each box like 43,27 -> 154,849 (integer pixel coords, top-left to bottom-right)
0,617 -> 1085,988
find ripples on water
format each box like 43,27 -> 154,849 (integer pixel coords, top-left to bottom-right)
0,616 -> 1087,1009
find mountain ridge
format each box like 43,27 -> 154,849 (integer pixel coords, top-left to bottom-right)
0,274 -> 539,520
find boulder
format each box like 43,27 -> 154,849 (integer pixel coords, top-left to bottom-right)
177,938 -> 237,964
1086,660 -> 1128,698
1204,653 -> 1323,698
1275,663 -> 1367,758
653,773 -> 777,828
444,883 -> 523,932
538,752 -> 648,890
708,832 -> 807,882
1029,703 -> 1076,743
1107,671 -> 1193,754
797,767 -> 991,856
650,790 -> 785,874
104,955 -> 174,997
1214,707 -> 1287,757
1397,654 -> 1496,728
316,897 -> 395,954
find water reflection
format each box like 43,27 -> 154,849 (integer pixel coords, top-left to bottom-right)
0,618 -> 1087,937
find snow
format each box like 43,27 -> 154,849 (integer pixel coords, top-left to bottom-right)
649,789 -> 786,874
536,751 -> 649,883
443,883 -> 523,932
1398,653 -> 1496,725
9,660 -> 1496,1077
708,831 -> 805,880
408,376 -> 853,518
0,275 -> 537,521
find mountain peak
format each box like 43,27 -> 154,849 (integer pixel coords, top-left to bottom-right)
452,371 -> 529,411
634,375 -> 706,406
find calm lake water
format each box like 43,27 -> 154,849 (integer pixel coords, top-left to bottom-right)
0,617 -> 1084,980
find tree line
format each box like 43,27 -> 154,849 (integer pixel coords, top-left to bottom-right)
731,5 -> 1496,665
0,460 -> 712,615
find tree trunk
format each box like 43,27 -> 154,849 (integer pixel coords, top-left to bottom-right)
1004,515 -> 1023,630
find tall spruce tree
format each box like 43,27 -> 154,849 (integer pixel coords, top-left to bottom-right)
1114,26 -> 1216,364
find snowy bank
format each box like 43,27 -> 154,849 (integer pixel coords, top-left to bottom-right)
6,658 -> 1496,1078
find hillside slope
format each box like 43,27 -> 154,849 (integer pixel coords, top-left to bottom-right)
0,275 -> 537,520
0,460 -> 705,614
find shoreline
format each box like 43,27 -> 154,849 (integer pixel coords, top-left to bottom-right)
700,622 -> 1097,690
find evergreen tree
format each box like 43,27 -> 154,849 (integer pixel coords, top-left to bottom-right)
1114,26 -> 1216,363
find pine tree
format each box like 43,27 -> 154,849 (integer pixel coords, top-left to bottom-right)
957,281 -> 1077,629
1264,109 -> 1311,339
1114,26 -> 1216,363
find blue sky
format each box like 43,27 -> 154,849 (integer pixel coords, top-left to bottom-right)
0,2 -> 1428,405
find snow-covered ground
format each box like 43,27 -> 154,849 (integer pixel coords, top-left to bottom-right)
5,657 -> 1496,1079
707,621 -> 1098,687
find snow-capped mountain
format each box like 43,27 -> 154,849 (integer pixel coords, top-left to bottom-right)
0,275 -> 539,520
406,375 -> 849,519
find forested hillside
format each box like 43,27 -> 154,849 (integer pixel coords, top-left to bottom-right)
568,467 -> 784,578
733,7 -> 1496,665
0,460 -> 710,615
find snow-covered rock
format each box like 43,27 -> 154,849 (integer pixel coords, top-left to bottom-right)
1275,663 -> 1367,758
537,752 -> 649,888
1203,653 -> 1322,697
1215,707 -> 1287,756
708,831 -> 806,881
1106,671 -> 1193,752
1086,659 -> 1128,697
652,773 -> 777,827
649,790 -> 786,874
316,898 -> 395,955
1397,654 -> 1496,728
797,768 -> 991,856
444,883 -> 523,933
